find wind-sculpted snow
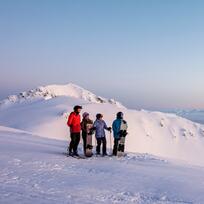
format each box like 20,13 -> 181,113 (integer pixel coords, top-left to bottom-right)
0,126 -> 204,204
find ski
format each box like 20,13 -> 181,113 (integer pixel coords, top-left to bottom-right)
63,152 -> 86,159
72,155 -> 86,159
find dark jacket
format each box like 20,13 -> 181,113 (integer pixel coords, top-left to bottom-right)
81,118 -> 93,133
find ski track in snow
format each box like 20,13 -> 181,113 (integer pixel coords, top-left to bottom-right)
1,129 -> 204,204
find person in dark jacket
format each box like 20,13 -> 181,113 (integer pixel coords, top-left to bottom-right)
93,113 -> 111,156
81,112 -> 93,154
112,112 -> 128,156
67,105 -> 82,156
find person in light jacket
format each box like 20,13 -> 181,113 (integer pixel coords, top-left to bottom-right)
93,113 -> 111,156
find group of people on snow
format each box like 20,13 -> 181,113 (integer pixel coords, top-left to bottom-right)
67,105 -> 128,157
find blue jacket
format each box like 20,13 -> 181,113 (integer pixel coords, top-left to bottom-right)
112,119 -> 128,139
93,119 -> 109,138
112,119 -> 122,139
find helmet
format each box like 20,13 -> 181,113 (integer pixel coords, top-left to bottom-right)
96,113 -> 103,119
74,105 -> 82,112
117,112 -> 123,119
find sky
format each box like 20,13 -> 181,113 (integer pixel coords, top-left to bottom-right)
0,0 -> 204,110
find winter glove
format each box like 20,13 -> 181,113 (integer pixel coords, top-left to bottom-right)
107,127 -> 112,132
119,130 -> 127,137
88,129 -> 94,135
123,130 -> 128,137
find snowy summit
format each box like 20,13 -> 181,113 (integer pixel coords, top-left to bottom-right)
0,83 -> 124,108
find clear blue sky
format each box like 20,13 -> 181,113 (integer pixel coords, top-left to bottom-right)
0,0 -> 204,110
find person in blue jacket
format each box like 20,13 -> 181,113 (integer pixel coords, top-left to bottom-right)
93,113 -> 111,156
112,112 -> 128,156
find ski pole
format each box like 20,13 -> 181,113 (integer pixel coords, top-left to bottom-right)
94,136 -> 97,154
109,131 -> 112,155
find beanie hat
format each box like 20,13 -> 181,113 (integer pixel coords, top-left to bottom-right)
117,112 -> 124,119
96,113 -> 103,119
74,105 -> 82,112
83,112 -> 89,118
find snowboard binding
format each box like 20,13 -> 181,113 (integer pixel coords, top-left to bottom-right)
86,144 -> 93,150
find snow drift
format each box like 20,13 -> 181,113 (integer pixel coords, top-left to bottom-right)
0,83 -> 204,166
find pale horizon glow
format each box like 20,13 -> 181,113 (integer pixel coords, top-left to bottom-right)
0,0 -> 204,110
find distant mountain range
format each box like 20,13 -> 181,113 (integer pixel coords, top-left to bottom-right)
161,109 -> 204,124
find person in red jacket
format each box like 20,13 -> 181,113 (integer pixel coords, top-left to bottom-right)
67,105 -> 82,156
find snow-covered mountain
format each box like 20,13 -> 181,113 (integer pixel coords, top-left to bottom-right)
1,83 -> 204,204
0,83 -> 204,166
166,109 -> 204,124
0,83 -> 124,108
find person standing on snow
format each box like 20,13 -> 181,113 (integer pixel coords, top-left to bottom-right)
81,112 -> 94,154
93,113 -> 111,156
67,105 -> 82,156
112,112 -> 128,156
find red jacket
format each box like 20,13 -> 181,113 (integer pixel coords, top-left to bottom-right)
67,112 -> 81,133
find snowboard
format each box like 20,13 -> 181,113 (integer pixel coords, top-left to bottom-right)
117,120 -> 128,157
85,123 -> 94,157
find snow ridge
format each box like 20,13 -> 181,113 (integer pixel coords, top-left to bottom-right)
0,83 -> 125,108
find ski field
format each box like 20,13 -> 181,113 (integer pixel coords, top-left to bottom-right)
1,126 -> 204,204
0,83 -> 204,204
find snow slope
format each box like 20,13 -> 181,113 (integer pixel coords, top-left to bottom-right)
0,83 -> 204,166
1,125 -> 204,204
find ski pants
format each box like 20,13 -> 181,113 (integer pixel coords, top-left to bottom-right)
69,132 -> 80,154
96,137 -> 107,155
82,131 -> 87,153
113,138 -> 120,156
